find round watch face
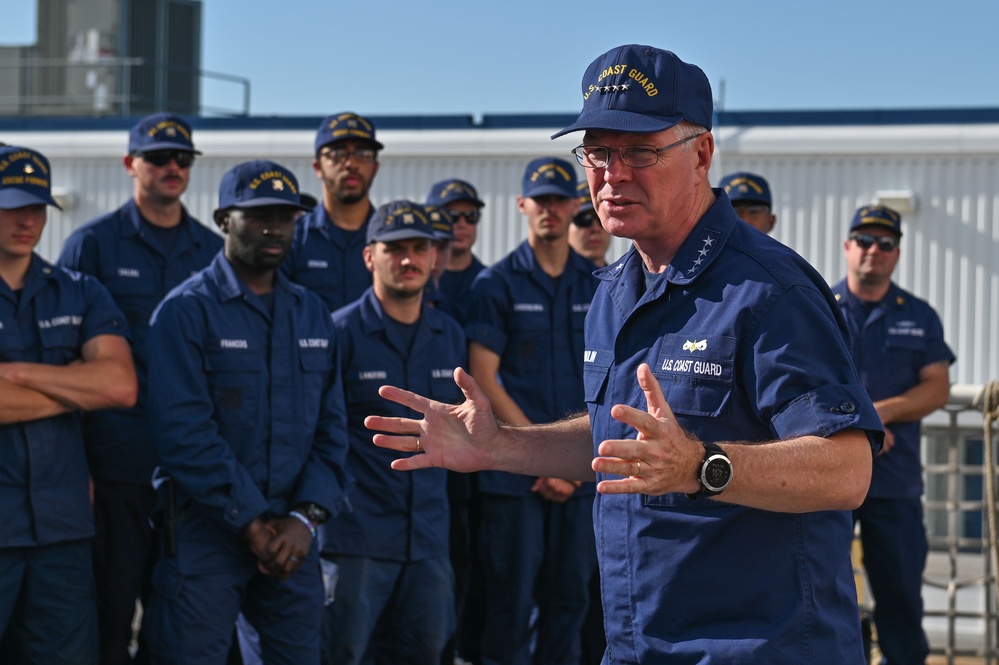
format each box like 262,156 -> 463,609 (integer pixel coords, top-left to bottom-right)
703,455 -> 732,491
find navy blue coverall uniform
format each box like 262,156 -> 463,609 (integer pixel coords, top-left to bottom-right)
282,204 -> 373,312
585,192 -> 883,663
322,287 -> 466,665
0,256 -> 129,665
832,279 -> 955,665
143,254 -> 350,665
57,199 -> 221,663
466,240 -> 599,665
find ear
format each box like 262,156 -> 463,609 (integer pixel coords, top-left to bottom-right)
362,244 -> 375,273
213,209 -> 229,233
516,195 -> 527,214
123,154 -> 137,175
693,133 -> 714,177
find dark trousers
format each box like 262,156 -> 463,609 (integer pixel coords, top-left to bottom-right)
144,512 -> 323,665
0,539 -> 98,665
92,480 -> 158,665
479,493 -> 597,665
855,496 -> 930,665
322,554 -> 455,665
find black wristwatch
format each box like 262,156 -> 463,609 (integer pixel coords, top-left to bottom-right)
295,502 -> 330,525
686,441 -> 733,499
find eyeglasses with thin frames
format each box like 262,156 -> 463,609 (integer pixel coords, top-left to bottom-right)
850,233 -> 899,252
319,147 -> 378,165
134,150 -> 196,168
572,133 -> 706,169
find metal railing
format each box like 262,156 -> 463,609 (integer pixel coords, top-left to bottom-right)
0,56 -> 250,117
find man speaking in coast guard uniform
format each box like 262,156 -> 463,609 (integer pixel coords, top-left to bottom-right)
366,44 -> 886,664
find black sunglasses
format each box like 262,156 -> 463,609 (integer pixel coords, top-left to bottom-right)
850,233 -> 899,252
447,209 -> 481,224
135,150 -> 196,168
572,212 -> 601,228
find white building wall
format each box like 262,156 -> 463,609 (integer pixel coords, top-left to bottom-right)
5,122 -> 998,386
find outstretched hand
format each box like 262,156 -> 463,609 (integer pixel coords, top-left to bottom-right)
366,367 -> 501,473
592,363 -> 702,496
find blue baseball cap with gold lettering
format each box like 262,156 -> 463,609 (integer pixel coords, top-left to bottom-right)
217,160 -> 312,211
425,178 -> 485,208
576,181 -> 594,213
366,200 -> 438,244
128,112 -> 200,154
522,157 -> 578,199
424,204 -> 456,241
849,204 -> 903,237
0,145 -> 61,210
552,44 -> 713,139
314,112 -> 384,153
719,172 -> 772,207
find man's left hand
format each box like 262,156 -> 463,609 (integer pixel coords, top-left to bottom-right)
592,363 -> 702,496
260,517 -> 313,579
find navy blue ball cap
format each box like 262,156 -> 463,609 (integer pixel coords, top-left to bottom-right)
522,157 -> 578,199
425,178 -> 485,208
315,112 -> 384,153
424,205 -> 456,241
850,204 -> 903,237
552,44 -> 713,139
0,146 -> 61,210
218,160 -> 312,211
575,181 -> 594,213
718,171 -> 772,207
366,200 -> 438,244
128,112 -> 200,154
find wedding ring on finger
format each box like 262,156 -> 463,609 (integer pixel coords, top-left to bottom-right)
288,556 -> 300,564
634,460 -> 641,477
414,435 -> 421,453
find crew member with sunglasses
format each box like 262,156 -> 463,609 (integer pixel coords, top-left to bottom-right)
425,178 -> 487,327
283,112 -> 383,312
718,171 -> 777,234
57,112 -> 221,665
832,204 -> 954,665
568,181 -> 611,267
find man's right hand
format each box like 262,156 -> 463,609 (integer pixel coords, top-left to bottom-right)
366,367 -> 501,473
242,518 -> 277,574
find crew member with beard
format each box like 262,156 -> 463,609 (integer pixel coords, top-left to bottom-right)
320,200 -> 465,664
465,157 -> 599,665
143,161 -> 351,665
57,112 -> 221,665
283,112 -> 383,311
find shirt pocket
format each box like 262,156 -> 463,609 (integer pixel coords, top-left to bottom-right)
582,349 -> 613,405
39,324 -> 82,365
651,334 -> 736,418
204,349 -> 261,430
299,347 -> 331,395
429,369 -> 462,405
508,309 -> 548,374
104,277 -> 158,329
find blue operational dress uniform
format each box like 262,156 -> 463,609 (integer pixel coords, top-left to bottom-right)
584,192 -> 884,663
0,256 -> 129,664
438,254 -> 485,327
282,204 -> 374,312
143,254 -> 351,665
56,200 -> 221,660
466,240 -> 599,665
832,279 -> 955,664
322,286 -> 466,664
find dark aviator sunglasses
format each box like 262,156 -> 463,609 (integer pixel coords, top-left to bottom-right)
135,150 -> 196,168
447,209 -> 481,224
850,233 -> 899,252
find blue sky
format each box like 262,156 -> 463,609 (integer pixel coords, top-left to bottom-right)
3,0 -> 997,117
